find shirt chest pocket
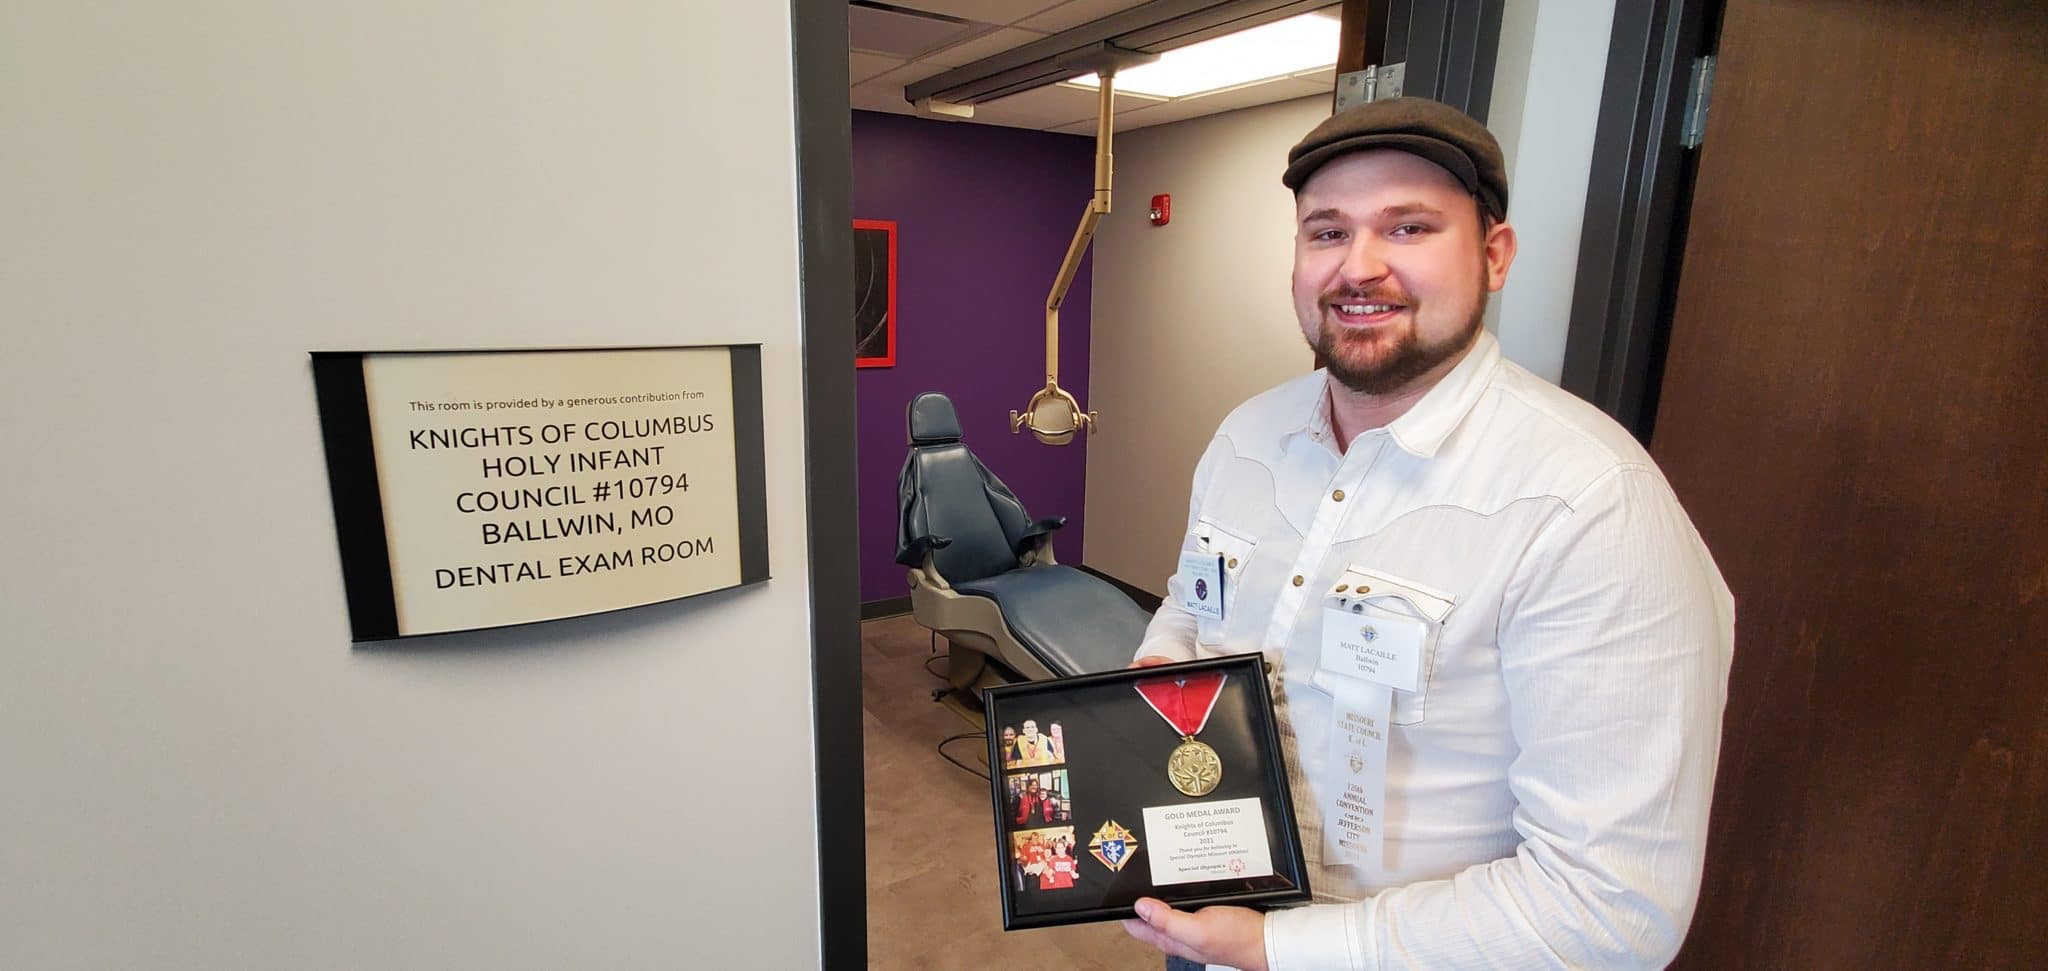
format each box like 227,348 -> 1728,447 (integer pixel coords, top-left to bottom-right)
1325,566 -> 1456,726
1192,518 -> 1257,646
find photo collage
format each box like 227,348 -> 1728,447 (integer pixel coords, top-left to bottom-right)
998,719 -> 1092,895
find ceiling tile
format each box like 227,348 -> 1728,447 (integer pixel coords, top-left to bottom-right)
851,79 -> 918,116
849,4 -> 987,58
1052,102 -> 1164,134
967,82 -> 1154,130
1016,0 -> 1154,33
1122,77 -> 1331,130
899,0 -> 1070,25
916,26 -> 1050,68
861,61 -> 951,92
851,52 -> 906,85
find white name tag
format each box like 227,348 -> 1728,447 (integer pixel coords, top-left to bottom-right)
1141,797 -> 1275,886
1177,550 -> 1225,621
1320,601 -> 1429,694
1310,565 -> 1454,871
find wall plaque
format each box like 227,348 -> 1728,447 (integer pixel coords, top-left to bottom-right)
310,345 -> 768,640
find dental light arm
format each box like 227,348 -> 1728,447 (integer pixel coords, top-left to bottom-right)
1012,69 -> 1118,446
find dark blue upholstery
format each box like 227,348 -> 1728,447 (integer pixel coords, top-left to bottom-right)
954,566 -> 1151,677
908,392 -> 963,444
897,392 -> 1152,676
896,393 -> 1032,583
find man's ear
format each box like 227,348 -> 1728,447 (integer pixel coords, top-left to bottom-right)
1483,221 -> 1518,293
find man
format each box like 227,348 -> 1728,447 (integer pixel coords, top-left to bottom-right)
1042,836 -> 1080,890
1120,98 -> 1734,970
1015,719 -> 1055,767
999,725 -> 1020,769
1021,832 -> 1051,880
1015,777 -> 1045,826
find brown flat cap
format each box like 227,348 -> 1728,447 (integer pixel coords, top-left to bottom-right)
1282,97 -> 1508,221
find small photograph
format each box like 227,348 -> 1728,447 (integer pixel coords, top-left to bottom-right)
1004,770 -> 1074,827
997,718 -> 1067,770
1010,826 -> 1082,892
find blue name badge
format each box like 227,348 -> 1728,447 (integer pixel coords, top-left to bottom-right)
1177,550 -> 1226,621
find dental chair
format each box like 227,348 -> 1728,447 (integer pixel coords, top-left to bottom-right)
896,392 -> 1151,700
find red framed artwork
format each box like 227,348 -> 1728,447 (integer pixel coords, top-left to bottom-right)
853,219 -> 897,368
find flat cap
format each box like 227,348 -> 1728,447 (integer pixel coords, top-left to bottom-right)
1282,97 -> 1508,221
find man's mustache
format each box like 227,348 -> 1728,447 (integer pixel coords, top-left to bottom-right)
1320,286 -> 1413,308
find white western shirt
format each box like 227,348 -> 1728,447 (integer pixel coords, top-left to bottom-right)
1136,331 -> 1734,969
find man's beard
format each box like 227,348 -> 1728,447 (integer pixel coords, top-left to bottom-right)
1311,286 -> 1487,396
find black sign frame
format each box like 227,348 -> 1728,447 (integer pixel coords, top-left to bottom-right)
309,344 -> 768,642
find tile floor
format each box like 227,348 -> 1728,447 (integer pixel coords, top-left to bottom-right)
861,613 -> 1159,970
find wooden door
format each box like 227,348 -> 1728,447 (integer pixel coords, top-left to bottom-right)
1649,1 -> 2048,967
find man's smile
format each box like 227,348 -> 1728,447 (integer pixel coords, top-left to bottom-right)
1324,294 -> 1409,327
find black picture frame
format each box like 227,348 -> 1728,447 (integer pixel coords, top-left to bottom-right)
982,653 -> 1312,930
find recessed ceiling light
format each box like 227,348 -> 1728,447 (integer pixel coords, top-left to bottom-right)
1063,10 -> 1342,100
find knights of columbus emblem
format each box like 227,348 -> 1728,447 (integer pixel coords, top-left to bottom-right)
1090,820 -> 1139,873
1195,578 -> 1209,600
1359,625 -> 1378,642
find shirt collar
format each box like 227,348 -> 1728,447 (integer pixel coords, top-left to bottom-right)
1292,329 -> 1503,459
1387,329 -> 1501,458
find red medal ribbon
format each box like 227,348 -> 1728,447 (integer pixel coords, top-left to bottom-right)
1135,671 -> 1227,737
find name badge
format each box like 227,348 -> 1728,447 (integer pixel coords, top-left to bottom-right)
1177,550 -> 1225,620
1308,565 -> 1454,871
1319,601 -> 1428,694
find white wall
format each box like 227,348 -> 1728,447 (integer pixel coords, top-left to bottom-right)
0,3 -> 821,968
1487,0 -> 1617,382
1085,96 -> 1331,595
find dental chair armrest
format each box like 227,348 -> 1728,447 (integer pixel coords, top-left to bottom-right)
896,534 -> 952,567
906,552 -> 953,592
1013,516 -> 1067,556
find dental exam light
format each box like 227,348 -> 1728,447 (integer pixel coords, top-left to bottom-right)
1012,45 -> 1153,445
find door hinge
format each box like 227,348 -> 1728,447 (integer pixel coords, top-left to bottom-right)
1334,62 -> 1406,113
1682,55 -> 1715,148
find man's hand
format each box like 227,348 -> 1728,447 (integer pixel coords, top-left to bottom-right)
1122,897 -> 1267,971
1130,655 -> 1176,669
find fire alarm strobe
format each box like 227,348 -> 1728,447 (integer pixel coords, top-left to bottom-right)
1149,194 -> 1171,226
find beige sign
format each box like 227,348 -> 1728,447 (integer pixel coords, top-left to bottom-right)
316,346 -> 765,638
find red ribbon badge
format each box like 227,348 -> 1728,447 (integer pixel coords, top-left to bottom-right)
1135,671 -> 1227,738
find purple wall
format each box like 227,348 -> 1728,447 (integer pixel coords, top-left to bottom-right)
853,110 -> 1095,603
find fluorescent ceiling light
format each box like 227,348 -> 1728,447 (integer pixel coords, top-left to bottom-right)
1063,10 -> 1340,99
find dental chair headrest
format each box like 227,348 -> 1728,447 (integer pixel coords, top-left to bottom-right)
907,392 -> 963,445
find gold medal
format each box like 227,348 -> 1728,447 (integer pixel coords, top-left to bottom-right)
1137,671 -> 1228,798
1167,735 -> 1222,796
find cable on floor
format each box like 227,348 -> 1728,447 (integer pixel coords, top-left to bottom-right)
937,731 -> 990,781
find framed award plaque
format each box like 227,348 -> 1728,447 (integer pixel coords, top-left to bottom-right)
982,653 -> 1311,930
